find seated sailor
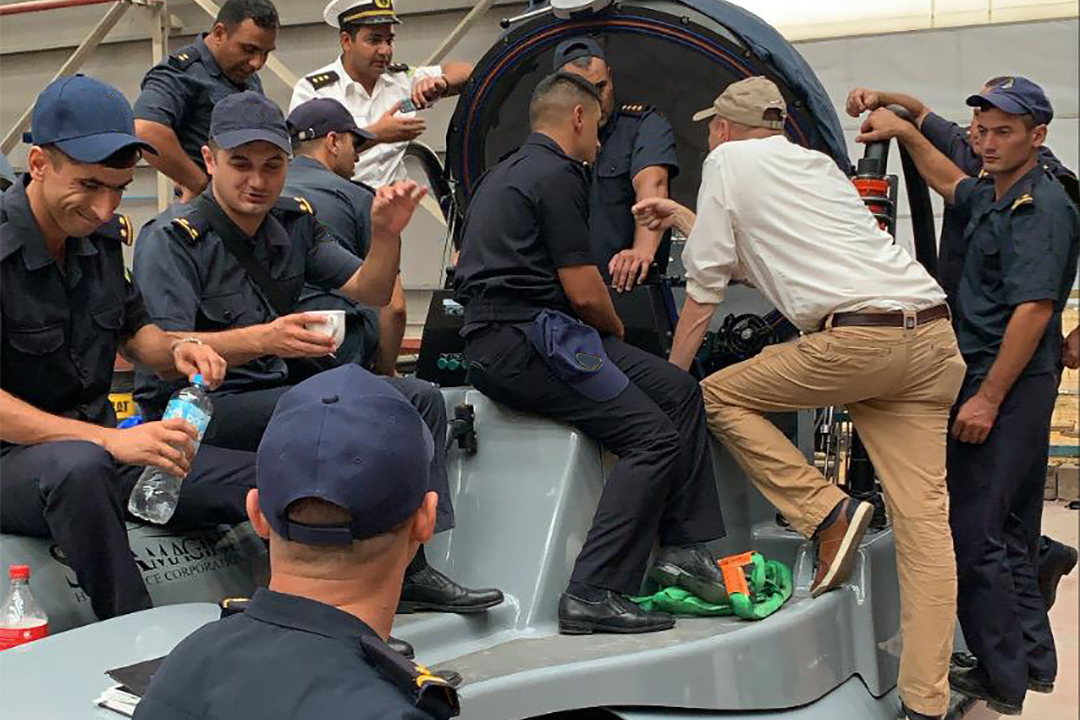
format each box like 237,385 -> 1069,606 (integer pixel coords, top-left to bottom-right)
0,76 -> 256,621
453,71 -> 728,635
132,91 -> 504,614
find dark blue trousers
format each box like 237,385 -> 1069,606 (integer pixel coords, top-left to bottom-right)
948,372 -> 1058,702
0,441 -> 253,620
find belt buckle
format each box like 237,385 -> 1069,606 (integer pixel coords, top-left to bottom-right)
904,310 -> 917,330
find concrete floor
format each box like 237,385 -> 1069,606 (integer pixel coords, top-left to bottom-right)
967,501 -> 1079,720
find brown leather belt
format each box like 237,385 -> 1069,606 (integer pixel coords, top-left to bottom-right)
826,303 -> 950,330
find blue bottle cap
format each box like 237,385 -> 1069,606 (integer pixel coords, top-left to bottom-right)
193,373 -> 205,386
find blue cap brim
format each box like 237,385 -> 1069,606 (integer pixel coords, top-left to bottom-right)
350,126 -> 376,142
966,92 -> 1028,116
214,128 -> 293,156
52,132 -> 157,163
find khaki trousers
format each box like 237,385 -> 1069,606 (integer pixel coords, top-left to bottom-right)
701,318 -> 966,717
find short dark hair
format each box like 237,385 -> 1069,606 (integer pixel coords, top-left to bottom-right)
215,0 -> 279,31
529,71 -> 601,127
43,144 -> 140,170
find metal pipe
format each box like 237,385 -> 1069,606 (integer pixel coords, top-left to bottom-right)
423,0 -> 499,66
0,1 -> 131,155
0,0 -> 115,16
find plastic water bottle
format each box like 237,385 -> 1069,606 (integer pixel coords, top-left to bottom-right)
127,375 -> 213,525
0,565 -> 49,651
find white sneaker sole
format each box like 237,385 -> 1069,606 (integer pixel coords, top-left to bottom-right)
811,501 -> 874,598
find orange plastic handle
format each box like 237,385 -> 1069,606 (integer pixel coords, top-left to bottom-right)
718,551 -> 755,598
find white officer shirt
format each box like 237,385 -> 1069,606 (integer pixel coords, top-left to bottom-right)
683,135 -> 946,332
290,56 -> 441,187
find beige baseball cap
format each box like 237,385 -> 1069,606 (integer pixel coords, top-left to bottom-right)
692,76 -> 788,130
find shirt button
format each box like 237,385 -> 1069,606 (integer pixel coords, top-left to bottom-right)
223,310 -> 232,320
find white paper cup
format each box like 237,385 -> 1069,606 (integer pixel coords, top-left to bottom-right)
303,310 -> 346,352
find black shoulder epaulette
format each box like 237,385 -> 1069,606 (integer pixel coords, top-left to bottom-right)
620,102 -> 653,117
219,597 -> 250,618
274,195 -> 315,216
386,63 -> 410,74
360,635 -> 460,719
168,45 -> 200,71
96,214 -> 136,246
305,70 -> 339,90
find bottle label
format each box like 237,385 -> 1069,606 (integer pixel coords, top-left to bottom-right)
163,397 -> 211,437
0,622 -> 48,650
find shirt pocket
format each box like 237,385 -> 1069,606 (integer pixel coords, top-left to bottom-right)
596,149 -> 632,194
7,323 -> 65,356
90,303 -> 124,332
199,291 -> 254,329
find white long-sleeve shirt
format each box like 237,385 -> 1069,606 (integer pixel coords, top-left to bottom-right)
289,57 -> 441,187
683,135 -> 945,332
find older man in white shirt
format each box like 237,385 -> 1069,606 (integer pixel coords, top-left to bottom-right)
633,77 -> 964,720
290,0 -> 472,187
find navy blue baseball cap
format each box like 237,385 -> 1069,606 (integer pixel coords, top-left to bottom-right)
286,98 -> 375,144
525,309 -> 629,402
210,92 -> 292,155
23,75 -> 156,163
552,37 -> 606,71
966,76 -> 1054,126
256,365 -> 434,545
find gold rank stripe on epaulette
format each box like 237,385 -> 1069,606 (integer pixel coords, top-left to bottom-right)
978,169 -> 989,179
170,48 -> 198,70
172,217 -> 200,241
295,196 -> 315,215
117,215 -> 134,246
620,103 -> 650,116
413,663 -> 450,689
1011,193 -> 1034,211
306,71 -> 339,90
387,62 -> 410,74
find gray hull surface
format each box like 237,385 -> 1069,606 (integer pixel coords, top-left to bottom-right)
0,389 -> 958,719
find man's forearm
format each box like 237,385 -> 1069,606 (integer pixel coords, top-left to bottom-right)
977,300 -> 1055,404
878,91 -> 930,127
440,61 -> 472,95
122,325 -> 182,378
339,233 -> 401,307
631,167 -> 668,258
135,120 -> 209,194
894,125 -> 967,203
575,301 -> 624,339
0,390 -> 110,447
669,297 -> 716,371
373,277 -> 407,375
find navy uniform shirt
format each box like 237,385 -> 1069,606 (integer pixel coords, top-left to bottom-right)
454,133 -> 594,324
920,111 -> 1077,310
133,35 -> 264,169
134,588 -> 458,720
952,164 -> 1079,381
132,190 -> 361,412
284,155 -> 373,258
590,104 -> 679,273
1,177 -> 147,442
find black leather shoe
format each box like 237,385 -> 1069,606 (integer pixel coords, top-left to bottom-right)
398,566 -> 504,614
649,544 -> 727,604
557,591 -> 675,635
948,666 -> 1023,716
900,701 -> 943,720
388,635 -> 415,659
1038,539 -> 1077,610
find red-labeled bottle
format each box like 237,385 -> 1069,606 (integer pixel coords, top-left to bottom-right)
0,565 -> 49,650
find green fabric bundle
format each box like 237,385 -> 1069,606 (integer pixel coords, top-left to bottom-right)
630,552 -> 793,621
